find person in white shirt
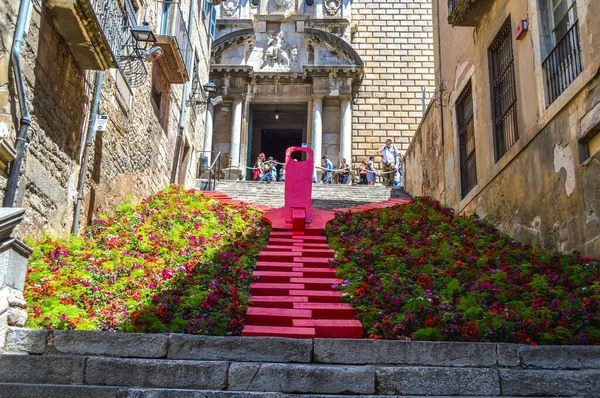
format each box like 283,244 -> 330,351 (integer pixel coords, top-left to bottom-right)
378,139 -> 402,187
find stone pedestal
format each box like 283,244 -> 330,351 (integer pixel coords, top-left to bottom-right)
0,208 -> 33,352
222,167 -> 244,180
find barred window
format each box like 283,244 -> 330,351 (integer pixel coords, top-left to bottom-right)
489,18 -> 519,161
457,81 -> 477,198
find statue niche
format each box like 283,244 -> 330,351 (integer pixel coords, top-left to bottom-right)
269,0 -> 294,13
261,31 -> 296,69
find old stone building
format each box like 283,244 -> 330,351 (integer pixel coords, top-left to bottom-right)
0,0 -> 215,237
405,0 -> 600,256
205,0 -> 434,179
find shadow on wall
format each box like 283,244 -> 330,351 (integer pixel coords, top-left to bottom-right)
32,12 -> 88,161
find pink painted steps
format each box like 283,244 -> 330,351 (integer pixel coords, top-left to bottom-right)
242,230 -> 363,339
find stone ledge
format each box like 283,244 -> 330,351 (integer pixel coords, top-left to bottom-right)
168,335 -> 312,363
85,357 -> 229,389
51,330 -> 168,358
314,339 -> 497,367
228,362 -> 375,394
500,369 -> 600,396
0,354 -> 86,384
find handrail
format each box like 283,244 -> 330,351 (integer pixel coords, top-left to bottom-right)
198,151 -> 222,190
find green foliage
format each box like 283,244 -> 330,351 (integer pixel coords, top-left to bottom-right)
25,185 -> 270,335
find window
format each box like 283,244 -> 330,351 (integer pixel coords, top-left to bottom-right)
541,0 -> 582,105
489,18 -> 519,161
202,0 -> 210,16
250,0 -> 260,7
305,0 -> 314,6
457,81 -> 477,198
209,3 -> 217,40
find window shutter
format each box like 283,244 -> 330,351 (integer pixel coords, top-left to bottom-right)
209,4 -> 217,40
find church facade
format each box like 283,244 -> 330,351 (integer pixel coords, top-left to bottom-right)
206,0 -> 435,178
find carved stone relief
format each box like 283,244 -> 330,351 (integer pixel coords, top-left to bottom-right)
324,0 -> 341,16
221,0 -> 240,17
261,31 -> 298,70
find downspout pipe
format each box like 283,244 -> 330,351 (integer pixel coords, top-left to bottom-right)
170,0 -> 196,184
436,0 -> 446,147
72,71 -> 104,235
3,0 -> 33,207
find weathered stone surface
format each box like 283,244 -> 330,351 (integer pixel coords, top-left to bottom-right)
520,345 -> 600,369
376,366 -> 500,396
500,369 -> 600,396
86,358 -> 228,389
168,335 -> 312,363
129,390 -> 279,398
314,339 -> 497,367
0,354 -> 85,384
52,330 -> 168,358
4,327 -> 48,354
497,343 -> 520,367
0,383 -> 128,398
228,362 -> 375,394
6,306 -> 27,326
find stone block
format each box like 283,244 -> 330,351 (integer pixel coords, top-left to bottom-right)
4,327 -> 48,354
500,369 -> 600,396
497,343 -> 520,367
52,330 -> 168,358
129,390 -> 280,398
6,306 -> 27,327
86,358 -> 228,389
314,339 -> 497,367
0,354 -> 85,384
376,366 -> 501,396
520,345 -> 600,369
228,362 -> 375,394
0,384 -> 128,398
168,335 -> 311,363
0,55 -> 8,86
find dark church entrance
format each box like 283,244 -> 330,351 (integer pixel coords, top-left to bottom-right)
260,129 -> 303,164
248,103 -> 308,179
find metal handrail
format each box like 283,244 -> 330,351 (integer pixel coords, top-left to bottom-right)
198,151 -> 222,190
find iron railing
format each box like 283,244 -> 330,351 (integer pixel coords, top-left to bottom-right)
198,151 -> 222,190
91,0 -> 136,63
542,22 -> 583,106
160,1 -> 193,77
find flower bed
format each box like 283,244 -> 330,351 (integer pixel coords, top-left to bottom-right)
25,185 -> 270,335
325,197 -> 600,344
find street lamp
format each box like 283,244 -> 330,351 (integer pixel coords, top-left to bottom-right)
274,106 -> 280,120
204,81 -> 218,94
131,22 -> 157,50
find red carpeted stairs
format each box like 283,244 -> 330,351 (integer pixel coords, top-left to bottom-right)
241,230 -> 362,339
199,191 -> 411,340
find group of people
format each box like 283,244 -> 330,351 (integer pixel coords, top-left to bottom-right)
253,153 -> 286,182
252,139 -> 403,186
357,139 -> 403,186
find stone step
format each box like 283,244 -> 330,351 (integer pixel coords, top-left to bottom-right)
293,257 -> 332,267
292,319 -> 363,339
253,271 -> 304,283
290,277 -> 343,290
250,295 -> 309,308
241,325 -> 317,339
245,307 -> 313,327
289,290 -> 343,303
293,303 -> 355,319
255,261 -> 301,271
250,282 -> 305,296
293,267 -> 338,278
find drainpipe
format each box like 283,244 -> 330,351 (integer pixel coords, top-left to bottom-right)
436,0 -> 446,147
170,0 -> 196,184
3,0 -> 33,207
72,71 -> 104,235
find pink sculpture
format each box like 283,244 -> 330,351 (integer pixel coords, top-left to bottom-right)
283,147 -> 313,228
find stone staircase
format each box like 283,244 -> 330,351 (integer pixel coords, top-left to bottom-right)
193,180 -> 410,210
1,328 -> 597,397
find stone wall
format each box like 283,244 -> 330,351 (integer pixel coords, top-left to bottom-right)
2,329 -> 600,396
351,0 -> 435,163
404,0 -> 600,257
0,0 -> 212,238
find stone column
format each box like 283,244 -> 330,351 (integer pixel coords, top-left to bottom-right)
203,102 -> 214,165
340,97 -> 352,165
306,98 -> 313,148
0,208 -> 33,352
229,98 -> 243,171
311,97 -> 323,181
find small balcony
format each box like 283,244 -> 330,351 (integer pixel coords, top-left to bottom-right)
155,1 -> 193,84
542,23 -> 583,106
46,0 -> 136,70
448,0 -> 495,27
